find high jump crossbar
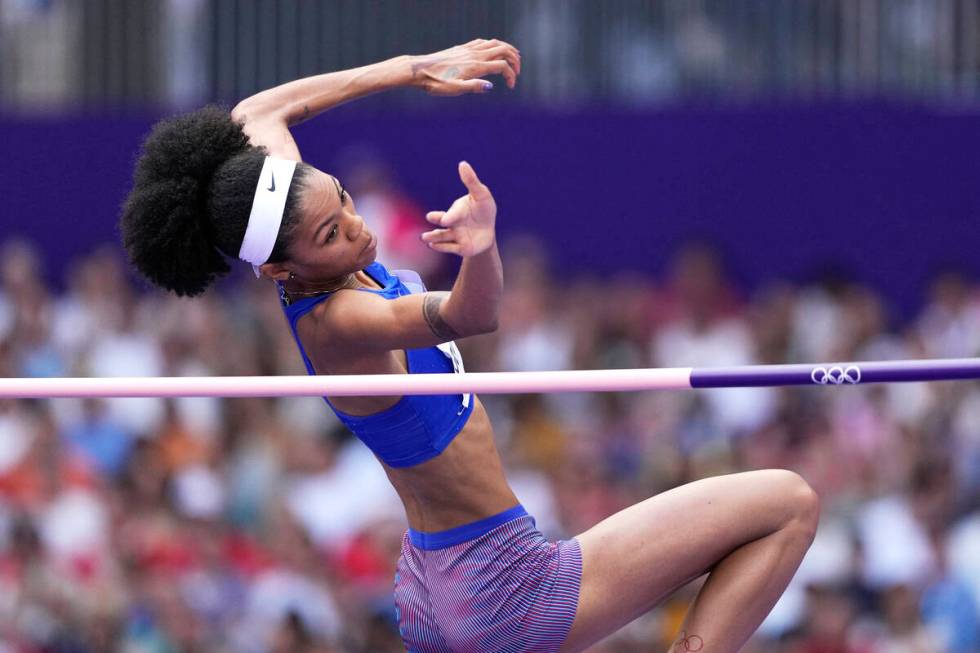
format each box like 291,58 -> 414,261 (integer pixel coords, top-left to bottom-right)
0,358 -> 978,399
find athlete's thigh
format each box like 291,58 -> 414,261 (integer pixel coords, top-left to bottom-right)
560,469 -> 811,652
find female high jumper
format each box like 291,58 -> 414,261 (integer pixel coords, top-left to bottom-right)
120,39 -> 819,653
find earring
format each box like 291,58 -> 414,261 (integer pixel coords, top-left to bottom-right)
289,272 -> 296,280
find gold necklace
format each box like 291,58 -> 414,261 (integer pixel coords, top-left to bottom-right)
281,273 -> 358,303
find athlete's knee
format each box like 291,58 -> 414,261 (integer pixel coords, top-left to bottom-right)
773,469 -> 820,539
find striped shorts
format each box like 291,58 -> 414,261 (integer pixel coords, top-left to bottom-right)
394,505 -> 582,653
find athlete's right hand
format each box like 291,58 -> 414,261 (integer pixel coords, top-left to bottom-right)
421,162 -> 496,257
409,39 -> 521,95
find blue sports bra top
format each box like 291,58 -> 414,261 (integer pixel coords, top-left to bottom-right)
278,261 -> 474,468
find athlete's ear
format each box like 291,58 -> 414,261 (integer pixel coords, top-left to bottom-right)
259,261 -> 291,281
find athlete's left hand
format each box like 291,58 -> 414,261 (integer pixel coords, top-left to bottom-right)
409,39 -> 521,95
421,162 -> 496,257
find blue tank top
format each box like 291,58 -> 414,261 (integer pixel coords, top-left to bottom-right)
278,262 -> 474,468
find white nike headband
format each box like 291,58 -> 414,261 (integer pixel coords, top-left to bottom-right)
238,156 -> 298,277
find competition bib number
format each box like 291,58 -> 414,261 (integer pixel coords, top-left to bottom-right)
436,341 -> 471,410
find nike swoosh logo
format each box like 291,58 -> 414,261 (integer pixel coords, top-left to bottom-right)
267,171 -> 276,192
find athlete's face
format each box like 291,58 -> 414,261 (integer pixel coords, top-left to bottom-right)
262,167 -> 377,283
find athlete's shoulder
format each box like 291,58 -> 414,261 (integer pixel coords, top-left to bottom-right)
314,282 -> 390,328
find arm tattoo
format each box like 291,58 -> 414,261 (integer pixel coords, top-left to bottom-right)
422,292 -> 461,341
303,104 -> 310,119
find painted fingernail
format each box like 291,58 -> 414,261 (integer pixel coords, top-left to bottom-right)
483,81 -> 493,91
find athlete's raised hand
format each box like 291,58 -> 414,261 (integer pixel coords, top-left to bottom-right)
409,39 -> 521,96
421,162 -> 496,257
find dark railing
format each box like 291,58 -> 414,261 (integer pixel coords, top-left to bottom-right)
1,0 -> 977,113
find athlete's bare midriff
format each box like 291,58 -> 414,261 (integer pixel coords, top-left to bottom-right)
295,281 -> 519,533
380,399 -> 520,532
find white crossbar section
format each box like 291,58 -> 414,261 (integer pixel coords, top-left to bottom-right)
0,369 -> 695,399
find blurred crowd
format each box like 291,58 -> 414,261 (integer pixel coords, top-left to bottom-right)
1,229 -> 979,653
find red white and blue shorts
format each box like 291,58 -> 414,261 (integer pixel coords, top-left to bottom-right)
394,505 -> 583,652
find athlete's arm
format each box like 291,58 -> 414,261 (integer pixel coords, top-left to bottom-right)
320,161 -> 502,353
230,39 -> 520,160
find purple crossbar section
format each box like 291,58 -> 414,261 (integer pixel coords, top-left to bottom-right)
690,358 -> 980,388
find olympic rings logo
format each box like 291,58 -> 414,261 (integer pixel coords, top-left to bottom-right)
672,632 -> 704,652
810,365 -> 862,385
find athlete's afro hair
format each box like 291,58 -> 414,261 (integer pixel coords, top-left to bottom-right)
120,105 -> 307,296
